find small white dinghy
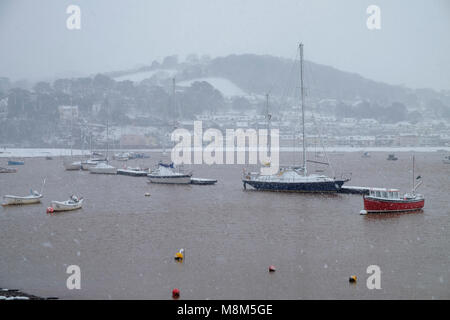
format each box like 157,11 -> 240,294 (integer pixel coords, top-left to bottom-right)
2,191 -> 43,206
51,195 -> 83,212
2,179 -> 46,206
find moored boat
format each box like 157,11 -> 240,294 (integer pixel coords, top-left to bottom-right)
147,163 -> 192,184
243,167 -> 348,192
64,160 -> 82,170
363,188 -> 424,213
8,160 -> 24,165
117,167 -> 148,176
190,178 -> 218,185
81,159 -> 104,170
0,167 -> 17,173
387,154 -> 398,161
2,191 -> 43,205
51,195 -> 83,212
242,44 -> 350,193
114,152 -> 130,161
88,162 -> 117,174
2,179 -> 46,206
362,156 -> 424,213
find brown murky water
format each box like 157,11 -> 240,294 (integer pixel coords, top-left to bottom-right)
0,151 -> 449,299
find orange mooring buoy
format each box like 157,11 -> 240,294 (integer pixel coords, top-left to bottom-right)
46,207 -> 54,214
172,288 -> 180,299
174,249 -> 184,261
349,275 -> 357,283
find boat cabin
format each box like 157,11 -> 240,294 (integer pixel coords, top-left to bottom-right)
368,188 -> 400,200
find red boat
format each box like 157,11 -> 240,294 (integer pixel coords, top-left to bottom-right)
361,155 -> 424,214
363,188 -> 424,213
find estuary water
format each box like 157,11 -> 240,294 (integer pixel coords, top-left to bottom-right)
0,151 -> 449,299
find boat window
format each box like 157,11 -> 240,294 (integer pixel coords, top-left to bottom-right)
382,191 -> 387,198
388,192 -> 393,199
376,191 -> 381,197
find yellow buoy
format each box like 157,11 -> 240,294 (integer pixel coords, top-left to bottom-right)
349,275 -> 357,283
174,248 -> 184,261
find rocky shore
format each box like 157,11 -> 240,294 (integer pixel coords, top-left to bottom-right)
0,288 -> 57,300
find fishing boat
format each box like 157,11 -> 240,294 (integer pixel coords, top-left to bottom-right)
362,188 -> 424,213
51,195 -> 83,212
242,43 -> 350,192
2,180 -> 46,206
88,162 -> 117,174
117,167 -> 148,176
361,156 -> 424,213
8,160 -> 24,165
0,167 -> 17,173
387,154 -> 398,161
147,163 -> 192,184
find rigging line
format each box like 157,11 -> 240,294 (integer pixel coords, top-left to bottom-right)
273,48 -> 300,164
304,54 -> 336,177
311,112 -> 335,177
279,49 -> 300,104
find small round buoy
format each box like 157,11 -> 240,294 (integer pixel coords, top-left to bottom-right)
46,207 -> 54,214
174,248 -> 184,261
145,193 -> 151,197
349,275 -> 357,283
360,210 -> 367,215
269,265 -> 276,272
172,288 -> 180,299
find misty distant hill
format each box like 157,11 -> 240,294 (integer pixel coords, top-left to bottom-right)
109,53 -> 450,111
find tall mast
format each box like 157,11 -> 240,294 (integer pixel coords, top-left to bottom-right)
300,43 -> 306,175
105,97 -> 109,163
70,97 -> 73,158
412,155 -> 415,194
265,93 -> 271,152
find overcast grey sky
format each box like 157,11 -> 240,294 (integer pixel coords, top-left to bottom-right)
0,0 -> 449,90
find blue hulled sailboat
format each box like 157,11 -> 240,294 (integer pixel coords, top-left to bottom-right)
242,43 -> 350,192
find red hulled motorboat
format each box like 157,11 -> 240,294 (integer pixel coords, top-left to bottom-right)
361,155 -> 424,214
363,188 -> 424,213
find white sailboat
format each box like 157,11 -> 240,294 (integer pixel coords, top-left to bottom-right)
88,161 -> 117,174
64,101 -> 81,170
147,163 -> 192,184
88,97 -> 117,174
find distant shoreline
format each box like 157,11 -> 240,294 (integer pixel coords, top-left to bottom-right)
0,147 -> 449,158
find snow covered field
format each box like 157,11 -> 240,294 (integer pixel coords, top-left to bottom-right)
113,69 -> 177,82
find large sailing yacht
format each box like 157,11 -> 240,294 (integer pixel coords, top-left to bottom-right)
242,43 -> 350,192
